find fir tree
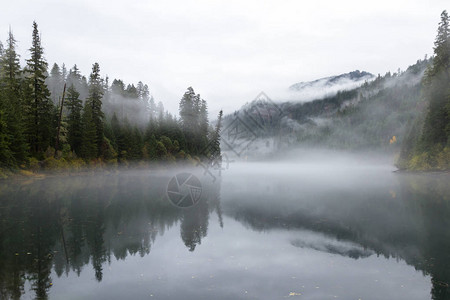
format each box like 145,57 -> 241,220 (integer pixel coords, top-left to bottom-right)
66,85 -> 83,155
86,62 -> 104,156
198,99 -> 209,150
0,110 -> 13,167
61,63 -> 67,82
209,110 -> 223,162
80,102 -> 97,159
147,95 -> 156,119
47,62 -> 63,105
0,29 -> 28,164
110,113 -> 124,159
24,21 -> 55,154
179,87 -> 202,153
420,10 -> 450,150
427,10 -> 450,79
67,65 -> 88,101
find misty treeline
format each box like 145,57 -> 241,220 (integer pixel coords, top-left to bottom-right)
228,58 -> 430,154
287,57 -> 430,150
0,22 -> 222,172
397,10 -> 450,170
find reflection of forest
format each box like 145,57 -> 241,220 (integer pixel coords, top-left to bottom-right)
0,171 -> 222,299
1,170 -> 448,300
223,173 -> 450,300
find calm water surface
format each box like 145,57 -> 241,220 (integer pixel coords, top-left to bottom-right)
0,158 -> 449,299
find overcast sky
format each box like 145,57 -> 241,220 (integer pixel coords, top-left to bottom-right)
0,0 -> 447,115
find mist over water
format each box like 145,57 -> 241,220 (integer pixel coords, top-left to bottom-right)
0,151 -> 449,300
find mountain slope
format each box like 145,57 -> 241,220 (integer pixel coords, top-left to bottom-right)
289,70 -> 374,92
221,59 -> 430,158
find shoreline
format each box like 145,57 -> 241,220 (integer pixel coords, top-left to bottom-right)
393,169 -> 450,175
0,160 -> 199,181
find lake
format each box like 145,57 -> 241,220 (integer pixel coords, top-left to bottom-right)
0,154 -> 449,299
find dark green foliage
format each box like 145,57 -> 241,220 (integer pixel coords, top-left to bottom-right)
66,64 -> 88,101
24,21 -> 55,154
208,110 -> 223,162
0,30 -> 28,164
419,11 -> 450,150
66,85 -> 83,155
100,137 -> 116,161
288,89 -> 359,121
87,63 -> 104,156
0,23 -> 213,169
0,110 -> 14,167
399,11 -> 450,170
179,87 -> 209,154
80,102 -> 97,159
109,116 -> 143,161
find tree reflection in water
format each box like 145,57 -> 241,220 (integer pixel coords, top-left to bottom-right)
0,170 -> 222,299
222,172 -> 450,300
0,170 -> 449,299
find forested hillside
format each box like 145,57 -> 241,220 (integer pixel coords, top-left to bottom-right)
0,22 -> 221,175
222,58 -> 430,157
397,11 -> 450,170
289,58 -> 429,151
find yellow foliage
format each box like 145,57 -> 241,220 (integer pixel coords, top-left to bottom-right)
408,152 -> 432,170
407,147 -> 450,171
18,170 -> 34,177
28,157 -> 40,172
43,157 -> 70,170
0,169 -> 8,179
435,147 -> 450,170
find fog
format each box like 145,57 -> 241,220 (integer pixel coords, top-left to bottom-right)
2,2 -> 450,299
1,145 -> 449,299
283,72 -> 374,103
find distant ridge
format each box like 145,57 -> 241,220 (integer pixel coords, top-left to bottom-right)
289,70 -> 374,91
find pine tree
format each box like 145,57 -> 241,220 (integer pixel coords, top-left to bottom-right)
209,110 -> 223,162
24,21 -> 55,154
179,87 -> 197,131
0,110 -> 13,167
157,101 -> 164,126
47,63 -> 63,105
1,30 -> 21,93
61,63 -> 67,82
86,63 -> 104,156
428,10 -> 450,79
66,65 -> 86,101
420,10 -> 450,150
66,85 -> 83,155
111,79 -> 125,96
199,99 -> 209,150
147,95 -> 156,119
120,117 -> 133,160
110,113 -> 124,159
179,87 -> 201,153
130,126 -> 143,159
80,102 -> 97,159
0,29 -> 28,164
125,84 -> 138,98
103,75 -> 110,106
